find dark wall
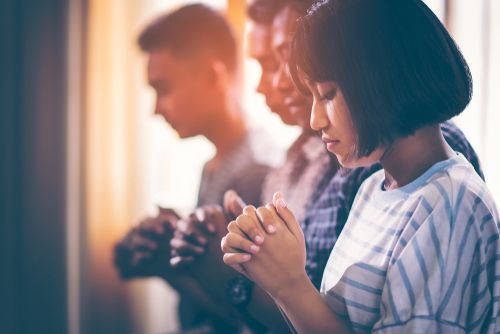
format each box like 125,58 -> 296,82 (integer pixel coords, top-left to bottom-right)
0,0 -> 69,333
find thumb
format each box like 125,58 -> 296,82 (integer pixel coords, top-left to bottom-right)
223,190 -> 246,217
273,192 -> 302,238
157,206 -> 181,220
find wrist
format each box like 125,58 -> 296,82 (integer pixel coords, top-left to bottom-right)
273,271 -> 312,304
226,274 -> 254,309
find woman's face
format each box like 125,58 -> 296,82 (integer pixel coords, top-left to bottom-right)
307,80 -> 385,168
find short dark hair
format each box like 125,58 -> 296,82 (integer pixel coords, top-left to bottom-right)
247,0 -> 287,25
138,4 -> 237,73
247,0 -> 316,25
290,0 -> 473,157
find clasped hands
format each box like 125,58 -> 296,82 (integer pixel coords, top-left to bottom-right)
113,193 -> 245,280
113,189 -> 309,303
221,192 -> 308,301
113,207 -> 180,279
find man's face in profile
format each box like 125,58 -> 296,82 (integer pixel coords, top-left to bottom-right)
147,50 -> 216,138
247,22 -> 295,125
272,5 -> 313,130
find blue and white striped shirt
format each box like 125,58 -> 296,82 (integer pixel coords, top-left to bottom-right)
321,154 -> 500,333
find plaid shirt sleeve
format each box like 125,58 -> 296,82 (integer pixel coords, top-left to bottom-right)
302,164 -> 382,289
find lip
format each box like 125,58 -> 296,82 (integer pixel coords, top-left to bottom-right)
322,135 -> 340,151
321,135 -> 339,144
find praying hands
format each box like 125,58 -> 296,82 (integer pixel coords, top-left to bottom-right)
221,192 -> 309,301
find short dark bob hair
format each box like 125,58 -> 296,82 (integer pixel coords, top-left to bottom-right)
290,0 -> 473,157
138,4 -> 237,73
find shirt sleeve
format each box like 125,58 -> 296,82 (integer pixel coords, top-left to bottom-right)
231,162 -> 270,207
372,190 -> 500,334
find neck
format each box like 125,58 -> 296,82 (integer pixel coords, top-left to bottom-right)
204,97 -> 248,160
380,125 -> 455,190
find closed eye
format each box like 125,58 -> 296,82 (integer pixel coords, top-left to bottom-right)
319,89 -> 337,101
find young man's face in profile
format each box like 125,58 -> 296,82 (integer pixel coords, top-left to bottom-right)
272,5 -> 313,130
247,22 -> 295,125
147,50 -> 218,139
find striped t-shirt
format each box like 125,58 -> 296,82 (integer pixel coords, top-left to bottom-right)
321,154 -> 500,333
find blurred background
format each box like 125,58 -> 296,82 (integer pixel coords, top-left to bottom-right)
1,0 -> 499,333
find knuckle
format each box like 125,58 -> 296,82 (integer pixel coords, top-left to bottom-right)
265,203 -> 276,212
242,205 -> 256,215
194,208 -> 206,222
249,226 -> 260,236
183,227 -> 194,236
225,233 -> 235,244
236,216 -> 251,230
235,215 -> 246,225
226,233 -> 240,248
176,219 -> 188,232
173,229 -> 183,239
170,238 -> 181,248
208,204 -> 222,213
227,221 -> 237,232
256,206 -> 267,216
256,207 -> 270,222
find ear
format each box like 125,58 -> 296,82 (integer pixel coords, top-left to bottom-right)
206,59 -> 230,90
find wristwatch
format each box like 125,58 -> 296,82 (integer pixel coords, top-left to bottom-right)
226,274 -> 254,308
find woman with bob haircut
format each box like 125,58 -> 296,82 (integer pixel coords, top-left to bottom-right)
220,0 -> 500,333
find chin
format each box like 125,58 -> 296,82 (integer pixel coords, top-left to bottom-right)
280,115 -> 297,126
173,129 -> 190,139
336,156 -> 359,169
178,132 -> 195,139
337,151 -> 382,169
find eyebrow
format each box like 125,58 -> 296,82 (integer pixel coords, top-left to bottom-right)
149,76 -> 167,85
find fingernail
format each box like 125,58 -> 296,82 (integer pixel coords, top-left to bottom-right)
250,244 -> 260,253
207,224 -> 216,233
254,235 -> 264,244
277,198 -> 287,209
242,254 -> 251,262
197,236 -> 207,245
267,225 -> 276,233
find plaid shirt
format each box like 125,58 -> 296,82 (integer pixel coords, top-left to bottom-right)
302,120 -> 484,289
261,133 -> 330,222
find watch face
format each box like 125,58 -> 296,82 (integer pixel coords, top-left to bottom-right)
227,276 -> 253,307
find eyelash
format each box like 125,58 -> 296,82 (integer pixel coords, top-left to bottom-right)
319,89 -> 336,101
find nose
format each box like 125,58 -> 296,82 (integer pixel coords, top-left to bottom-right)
310,99 -> 329,131
272,63 -> 292,94
154,98 -> 171,123
154,98 -> 162,116
257,70 -> 270,96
